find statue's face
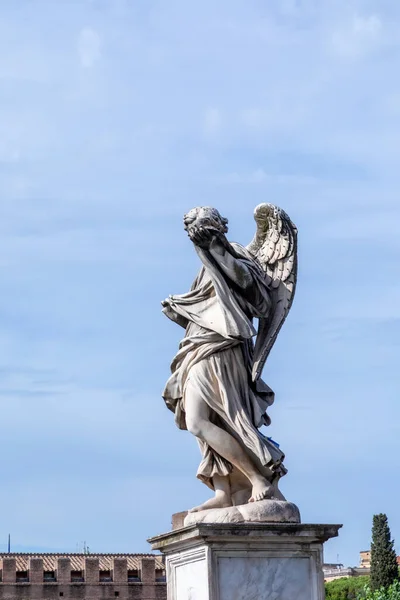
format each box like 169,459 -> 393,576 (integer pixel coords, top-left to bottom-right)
184,207 -> 228,234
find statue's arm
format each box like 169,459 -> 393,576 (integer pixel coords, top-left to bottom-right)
189,227 -> 252,290
208,237 -> 253,289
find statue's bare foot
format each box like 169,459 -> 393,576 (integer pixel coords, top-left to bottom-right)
249,479 -> 275,503
189,491 -> 232,513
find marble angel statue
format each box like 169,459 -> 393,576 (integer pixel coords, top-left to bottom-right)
162,204 -> 297,512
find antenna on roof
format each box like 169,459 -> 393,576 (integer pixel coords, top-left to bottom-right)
8,534 -> 10,553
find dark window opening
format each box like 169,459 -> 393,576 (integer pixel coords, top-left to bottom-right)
115,593 -> 119,597
156,568 -> 166,583
16,571 -> 29,583
128,569 -> 140,582
59,593 -> 64,597
44,571 -> 56,582
99,569 -> 112,582
71,570 -> 84,582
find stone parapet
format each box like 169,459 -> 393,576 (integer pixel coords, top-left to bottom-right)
1,558 -> 16,584
28,558 -> 43,585
0,554 -> 166,599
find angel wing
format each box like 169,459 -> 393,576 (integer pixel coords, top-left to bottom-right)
246,203 -> 298,382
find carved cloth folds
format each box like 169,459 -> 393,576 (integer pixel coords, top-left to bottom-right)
162,243 -> 286,490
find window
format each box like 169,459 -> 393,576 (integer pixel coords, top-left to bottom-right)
115,593 -> 119,597
71,570 -> 84,582
99,570 -> 112,582
43,571 -> 56,582
128,570 -> 140,582
59,593 -> 64,597
156,569 -> 166,583
16,571 -> 29,583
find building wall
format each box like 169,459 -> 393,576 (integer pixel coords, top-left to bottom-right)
0,557 -> 166,600
359,550 -> 400,570
324,567 -> 370,583
360,551 -> 371,568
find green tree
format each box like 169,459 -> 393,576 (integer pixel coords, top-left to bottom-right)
325,575 -> 369,599
364,579 -> 400,599
370,514 -> 399,591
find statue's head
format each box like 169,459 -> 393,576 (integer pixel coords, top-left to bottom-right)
183,206 -> 229,234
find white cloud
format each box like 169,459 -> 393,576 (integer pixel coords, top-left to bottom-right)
353,14 -> 382,37
0,140 -> 20,163
215,169 -> 319,185
384,92 -> 400,115
203,107 -> 221,137
241,108 -> 273,130
77,27 -> 101,68
331,14 -> 382,59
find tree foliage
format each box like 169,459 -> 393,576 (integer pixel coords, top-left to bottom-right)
371,514 -> 399,591
364,580 -> 400,599
325,576 -> 369,600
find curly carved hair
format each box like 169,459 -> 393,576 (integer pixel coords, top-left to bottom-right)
183,206 -> 229,234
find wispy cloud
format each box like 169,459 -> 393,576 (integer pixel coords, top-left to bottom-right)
215,169 -> 321,185
77,27 -> 101,68
203,107 -> 222,137
332,13 -> 383,59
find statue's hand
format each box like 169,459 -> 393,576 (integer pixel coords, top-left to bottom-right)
161,297 -> 174,318
187,225 -> 219,249
161,296 -> 174,308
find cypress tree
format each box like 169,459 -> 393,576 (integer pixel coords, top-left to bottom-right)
370,513 -> 399,591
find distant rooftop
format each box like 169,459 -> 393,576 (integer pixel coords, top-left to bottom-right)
0,553 -> 164,572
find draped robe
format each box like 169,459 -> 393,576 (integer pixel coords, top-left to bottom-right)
162,242 -> 286,492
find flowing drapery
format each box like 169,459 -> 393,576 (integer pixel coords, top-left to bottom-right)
163,243 -> 286,491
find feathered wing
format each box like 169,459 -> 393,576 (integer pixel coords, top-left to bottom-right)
246,203 -> 298,382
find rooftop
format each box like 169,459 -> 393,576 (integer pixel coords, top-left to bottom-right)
0,553 -> 164,572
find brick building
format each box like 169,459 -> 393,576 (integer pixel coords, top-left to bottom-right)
324,550 -> 400,583
359,550 -> 371,568
359,550 -> 400,569
0,553 -> 166,599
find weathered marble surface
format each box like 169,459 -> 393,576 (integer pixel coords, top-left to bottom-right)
174,551 -> 208,600
219,556 -> 310,600
149,522 -> 342,600
162,204 -> 298,512
184,499 -> 300,527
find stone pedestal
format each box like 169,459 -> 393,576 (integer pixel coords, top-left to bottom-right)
149,522 -> 341,600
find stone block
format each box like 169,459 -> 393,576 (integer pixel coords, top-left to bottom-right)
57,557 -> 71,584
149,522 -> 341,600
113,558 -> 127,584
171,512 -> 188,530
140,557 -> 155,583
29,558 -> 43,584
2,558 -> 16,584
84,557 -> 99,584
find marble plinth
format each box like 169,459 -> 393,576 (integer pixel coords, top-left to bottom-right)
149,522 -> 341,600
184,499 -> 300,527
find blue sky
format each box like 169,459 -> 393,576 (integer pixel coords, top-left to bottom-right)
0,0 -> 399,567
